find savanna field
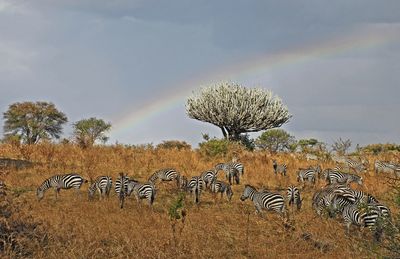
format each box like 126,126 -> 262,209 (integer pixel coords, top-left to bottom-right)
1,143 -> 399,258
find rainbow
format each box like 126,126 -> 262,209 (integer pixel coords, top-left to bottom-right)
111,26 -> 397,139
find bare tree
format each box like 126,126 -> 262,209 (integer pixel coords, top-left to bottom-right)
186,82 -> 291,141
332,138 -> 352,156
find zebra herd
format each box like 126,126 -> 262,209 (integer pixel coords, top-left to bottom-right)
35,158 -> 396,238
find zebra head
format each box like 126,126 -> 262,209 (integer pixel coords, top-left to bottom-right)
240,185 -> 255,201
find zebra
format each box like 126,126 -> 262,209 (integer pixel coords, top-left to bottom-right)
322,169 -> 362,186
210,178 -> 233,201
200,170 -> 217,188
240,185 -> 286,216
312,184 -> 351,216
374,160 -> 400,175
338,158 -> 367,174
215,163 -> 240,185
126,179 -> 156,206
187,176 -> 205,204
88,176 -> 112,200
341,203 -> 382,235
37,173 -> 87,201
287,186 -> 302,210
148,168 -> 180,187
272,160 -> 287,176
297,168 -> 318,185
115,173 -> 129,208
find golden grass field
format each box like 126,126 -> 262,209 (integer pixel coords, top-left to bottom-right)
0,143 -> 399,258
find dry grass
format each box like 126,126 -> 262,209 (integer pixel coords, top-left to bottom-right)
0,143 -> 398,258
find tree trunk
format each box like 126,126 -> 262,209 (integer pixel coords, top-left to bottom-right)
220,126 -> 228,140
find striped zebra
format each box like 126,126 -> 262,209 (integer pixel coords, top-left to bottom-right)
312,184 -> 351,216
338,158 -> 367,174
374,160 -> 400,175
88,176 -> 112,200
200,170 -> 217,188
210,179 -> 233,201
322,169 -> 363,186
272,160 -> 287,176
148,168 -> 180,187
287,186 -> 302,210
215,163 -> 240,185
297,168 -> 318,185
126,179 -> 156,206
37,173 -> 87,201
115,173 -> 129,208
240,185 -> 286,216
187,176 -> 205,204
341,203 -> 382,235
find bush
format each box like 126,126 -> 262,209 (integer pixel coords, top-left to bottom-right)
198,138 -> 245,158
156,140 -> 192,150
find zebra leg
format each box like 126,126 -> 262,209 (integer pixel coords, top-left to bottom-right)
235,174 -> 240,185
56,187 -> 61,200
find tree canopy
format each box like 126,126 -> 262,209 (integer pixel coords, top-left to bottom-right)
186,82 -> 291,141
256,129 -> 296,153
73,117 -> 111,148
3,101 -> 67,144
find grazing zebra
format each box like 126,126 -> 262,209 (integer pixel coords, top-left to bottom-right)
148,168 -> 180,187
341,203 -> 382,234
287,186 -> 302,210
210,179 -> 233,201
374,160 -> 400,175
215,162 -> 244,177
187,176 -> 205,204
88,176 -> 112,200
312,184 -> 351,216
115,173 -> 129,208
37,173 -> 87,201
272,160 -> 287,176
338,158 -> 367,174
297,168 -> 318,185
322,169 -> 362,186
126,179 -> 156,206
240,185 -> 286,216
200,170 -> 217,188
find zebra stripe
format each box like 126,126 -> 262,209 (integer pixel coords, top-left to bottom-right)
338,158 -> 368,174
374,160 -> 400,175
272,160 -> 287,176
312,184 -> 351,216
127,180 -> 156,206
287,186 -> 302,210
200,170 -> 217,188
240,185 -> 285,215
37,173 -> 87,201
115,173 -> 129,208
187,176 -> 205,204
88,176 -> 112,200
215,162 -> 244,177
297,169 -> 317,184
342,203 -> 381,233
148,168 -> 180,186
322,169 -> 362,186
210,179 -> 233,201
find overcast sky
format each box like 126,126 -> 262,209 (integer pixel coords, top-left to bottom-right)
1,0 -> 399,148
